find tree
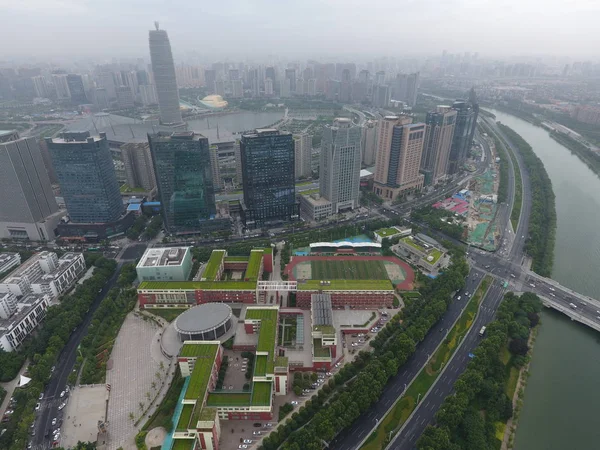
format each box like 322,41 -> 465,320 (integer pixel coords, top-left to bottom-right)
417,425 -> 453,450
151,381 -> 157,391
509,337 -> 529,356
129,412 -> 134,421
139,402 -> 145,412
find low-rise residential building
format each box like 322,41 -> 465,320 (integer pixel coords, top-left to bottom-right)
0,292 -> 50,351
299,194 -> 332,222
0,251 -> 85,299
136,247 -> 192,282
0,253 -> 21,275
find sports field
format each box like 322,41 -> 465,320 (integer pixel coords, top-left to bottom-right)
311,259 -> 388,280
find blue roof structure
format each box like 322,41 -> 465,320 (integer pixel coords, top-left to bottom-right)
127,203 -> 142,211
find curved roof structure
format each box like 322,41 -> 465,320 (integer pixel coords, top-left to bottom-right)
175,303 -> 232,334
200,95 -> 228,109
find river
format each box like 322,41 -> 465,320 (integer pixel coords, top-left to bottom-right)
488,109 -> 600,450
186,111 -> 284,133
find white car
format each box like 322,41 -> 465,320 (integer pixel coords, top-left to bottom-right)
51,418 -> 57,426
59,391 -> 65,398
35,403 -> 40,411
244,439 -> 253,443
291,401 -> 298,405
253,431 -> 262,436
58,402 -> 66,411
238,446 -> 248,449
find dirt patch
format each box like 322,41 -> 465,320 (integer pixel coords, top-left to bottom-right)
145,427 -> 167,448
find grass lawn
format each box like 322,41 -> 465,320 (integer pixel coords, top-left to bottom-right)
184,344 -> 219,400
171,440 -> 193,450
255,355 -> 268,376
147,308 -> 187,322
278,316 -> 297,346
120,184 -> 147,193
176,404 -> 194,430
361,276 -> 493,450
310,259 -> 389,280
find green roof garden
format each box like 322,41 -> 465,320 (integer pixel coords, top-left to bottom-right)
203,250 -> 226,280
297,279 -> 393,291
206,392 -> 252,407
176,404 -> 194,431
183,344 -> 219,401
313,324 -> 336,335
245,250 -> 263,281
313,338 -> 331,358
255,354 -> 268,377
180,342 -> 218,358
138,280 -> 257,291
171,439 -> 194,450
245,308 -> 278,354
274,356 -> 289,368
375,227 -> 400,237
251,381 -> 272,406
198,407 -> 217,422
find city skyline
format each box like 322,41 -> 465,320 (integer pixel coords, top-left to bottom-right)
1,0 -> 599,60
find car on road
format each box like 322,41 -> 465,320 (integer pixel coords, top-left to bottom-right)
58,402 -> 66,410
243,439 -> 253,443
38,393 -> 44,401
549,287 -> 555,292
51,366 -> 55,372
238,445 -> 248,449
52,418 -> 57,426
59,390 -> 66,398
253,423 -> 262,427
253,431 -> 262,435
35,403 -> 40,411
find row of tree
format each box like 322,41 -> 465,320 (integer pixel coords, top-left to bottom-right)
79,287 -> 137,384
417,292 -> 542,450
0,257 -> 117,450
257,251 -> 469,450
498,124 -> 557,277
550,130 -> 600,179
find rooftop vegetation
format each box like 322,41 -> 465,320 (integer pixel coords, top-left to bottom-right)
202,250 -> 226,280
183,344 -> 219,400
138,280 -> 257,290
245,249 -> 263,281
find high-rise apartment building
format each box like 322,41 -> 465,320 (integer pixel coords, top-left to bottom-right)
373,116 -> 425,201
264,78 -> 274,96
265,67 -> 277,85
240,129 -> 297,227
204,69 -> 216,89
319,118 -> 362,212
31,76 -> 48,98
280,79 -> 291,98
372,84 -> 390,108
232,79 -> 243,98
307,79 -> 317,96
149,23 -> 183,126
140,84 -> 158,105
421,106 -> 457,185
121,142 -> 157,192
0,133 -> 61,241
116,85 -> 135,108
447,92 -> 479,175
293,134 -> 312,179
52,74 -> 71,100
285,69 -> 296,93
47,132 -> 123,224
149,132 -> 221,233
362,120 -> 378,166
66,74 -> 88,104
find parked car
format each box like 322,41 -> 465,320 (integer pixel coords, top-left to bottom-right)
51,418 -> 57,426
35,403 -> 40,411
38,393 -> 44,401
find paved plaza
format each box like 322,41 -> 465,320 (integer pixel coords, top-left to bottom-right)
60,385 -> 107,449
104,312 -> 173,450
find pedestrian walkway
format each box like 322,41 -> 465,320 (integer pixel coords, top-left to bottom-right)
0,359 -> 29,417
105,312 -> 173,450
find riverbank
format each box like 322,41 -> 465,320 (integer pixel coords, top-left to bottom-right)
549,130 -> 600,179
496,124 -> 556,277
501,322 -> 539,450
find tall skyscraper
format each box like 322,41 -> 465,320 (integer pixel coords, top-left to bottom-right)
240,129 -> 297,228
0,133 -> 61,241
406,72 -> 420,107
140,84 -> 158,105
361,120 -> 378,166
121,142 -> 157,192
373,116 -> 426,201
149,132 -> 218,233
149,23 -> 183,126
285,69 -> 296,93
372,84 -> 390,107
31,76 -> 48,98
320,118 -> 362,213
66,74 -> 88,104
264,78 -> 274,96
447,91 -> 479,175
116,85 -> 135,108
421,106 -> 457,185
98,71 -> 117,99
204,69 -> 216,89
232,79 -> 243,98
47,132 -> 123,224
280,78 -> 291,98
293,134 -> 312,179
265,66 -> 277,85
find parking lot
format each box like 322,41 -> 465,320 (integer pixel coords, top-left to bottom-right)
57,385 -> 107,449
219,420 -> 274,450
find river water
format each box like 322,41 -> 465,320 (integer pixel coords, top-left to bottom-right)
187,111 -> 284,133
488,109 -> 600,450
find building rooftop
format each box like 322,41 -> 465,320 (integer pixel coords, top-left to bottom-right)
0,253 -> 20,273
1,252 -> 82,285
245,250 -> 263,281
245,307 -> 278,375
312,293 -> 333,327
297,279 -> 394,291
138,280 -> 257,291
0,293 -> 49,332
175,303 -> 232,335
137,247 -> 189,269
49,131 -> 105,144
202,250 -> 225,281
183,343 -> 220,401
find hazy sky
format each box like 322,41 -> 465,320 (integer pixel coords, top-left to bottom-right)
1,0 -> 599,60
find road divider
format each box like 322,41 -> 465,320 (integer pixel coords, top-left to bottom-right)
360,274 -> 493,450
